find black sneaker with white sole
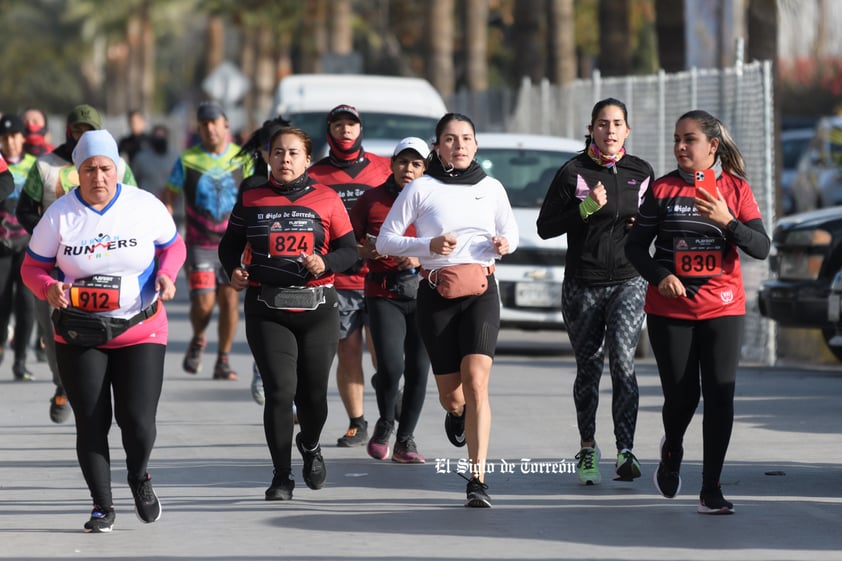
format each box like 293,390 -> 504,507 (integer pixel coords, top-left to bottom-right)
444,407 -> 466,448
128,473 -> 162,523
465,477 -> 492,508
83,504 -> 115,533
296,433 -> 326,490
698,486 -> 735,515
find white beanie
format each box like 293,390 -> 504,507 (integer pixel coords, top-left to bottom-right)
72,130 -> 120,170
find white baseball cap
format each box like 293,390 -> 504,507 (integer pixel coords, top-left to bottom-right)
392,137 -> 430,159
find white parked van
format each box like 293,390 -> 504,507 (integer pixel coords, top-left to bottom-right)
273,74 -> 448,156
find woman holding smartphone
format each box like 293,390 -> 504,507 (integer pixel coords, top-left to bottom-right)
625,110 -> 770,514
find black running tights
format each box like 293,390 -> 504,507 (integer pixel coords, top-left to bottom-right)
56,342 -> 165,507
646,313 -> 743,490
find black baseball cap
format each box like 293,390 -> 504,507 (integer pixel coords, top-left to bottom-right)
0,114 -> 24,136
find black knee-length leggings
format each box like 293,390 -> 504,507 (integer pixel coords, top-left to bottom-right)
56,342 -> 165,507
646,313 -> 744,491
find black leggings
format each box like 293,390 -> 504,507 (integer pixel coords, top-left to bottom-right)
367,297 -> 429,439
244,286 -> 338,474
647,313 -> 743,490
56,342 -> 165,507
0,249 -> 35,361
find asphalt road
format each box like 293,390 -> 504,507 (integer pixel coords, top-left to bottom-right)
1,283 -> 841,560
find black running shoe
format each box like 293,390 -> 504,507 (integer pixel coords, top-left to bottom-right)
653,437 -> 683,499
49,388 -> 71,424
296,433 -> 326,490
444,407 -> 466,448
83,504 -> 115,533
265,470 -> 295,501
336,421 -> 368,447
128,473 -> 162,523
698,486 -> 735,515
465,477 -> 492,508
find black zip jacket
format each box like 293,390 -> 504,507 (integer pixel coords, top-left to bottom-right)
536,151 -> 655,286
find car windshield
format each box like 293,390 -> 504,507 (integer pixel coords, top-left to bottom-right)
288,112 -> 438,157
476,148 -> 576,207
782,135 -> 811,169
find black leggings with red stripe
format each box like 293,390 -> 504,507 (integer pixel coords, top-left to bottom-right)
56,342 -> 165,507
646,313 -> 744,491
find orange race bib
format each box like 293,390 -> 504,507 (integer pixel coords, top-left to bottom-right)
268,221 -> 314,258
673,237 -> 724,278
70,275 -> 122,312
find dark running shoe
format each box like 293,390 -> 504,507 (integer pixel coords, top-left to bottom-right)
83,504 -> 115,533
392,437 -> 425,464
212,355 -> 238,381
265,470 -> 295,501
182,336 -> 205,374
296,433 -> 326,490
336,421 -> 368,447
366,418 -> 393,461
128,473 -> 162,523
49,389 -> 71,424
12,360 -> 34,381
465,477 -> 492,508
698,486 -> 735,515
444,407 -> 466,448
654,437 -> 683,499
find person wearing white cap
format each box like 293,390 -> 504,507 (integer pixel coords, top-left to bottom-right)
377,114 -> 519,508
349,137 -> 431,464
21,129 -> 187,532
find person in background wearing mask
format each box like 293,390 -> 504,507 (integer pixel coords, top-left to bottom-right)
22,108 -> 54,157
308,105 -> 391,448
17,104 -> 136,424
0,113 -> 37,380
350,137 -> 431,464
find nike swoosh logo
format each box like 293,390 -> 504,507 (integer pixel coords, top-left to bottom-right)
455,432 -> 465,444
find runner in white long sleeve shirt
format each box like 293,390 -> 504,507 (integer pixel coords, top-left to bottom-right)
376,113 -> 518,509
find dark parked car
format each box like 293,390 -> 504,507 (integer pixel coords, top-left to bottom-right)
758,206 -> 842,361
790,116 -> 842,214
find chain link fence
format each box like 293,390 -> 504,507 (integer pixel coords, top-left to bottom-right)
451,60 -> 776,364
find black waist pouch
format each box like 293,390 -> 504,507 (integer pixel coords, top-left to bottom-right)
369,270 -> 420,300
52,301 -> 158,347
259,285 -> 325,310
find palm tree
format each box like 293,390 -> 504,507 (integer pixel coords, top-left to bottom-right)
599,0 -> 631,76
548,0 -> 576,84
513,0 -> 543,83
465,0 -> 489,92
654,0 -> 685,72
428,0 -> 455,96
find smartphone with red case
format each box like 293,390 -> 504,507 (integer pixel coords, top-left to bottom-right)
694,169 -> 716,198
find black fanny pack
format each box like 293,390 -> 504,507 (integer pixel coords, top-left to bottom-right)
368,270 -> 419,300
51,301 -> 159,347
259,285 -> 325,310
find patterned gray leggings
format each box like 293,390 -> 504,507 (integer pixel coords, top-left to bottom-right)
562,276 -> 646,452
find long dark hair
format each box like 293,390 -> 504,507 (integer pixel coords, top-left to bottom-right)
584,97 -> 628,149
677,110 -> 746,178
235,116 -> 291,173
